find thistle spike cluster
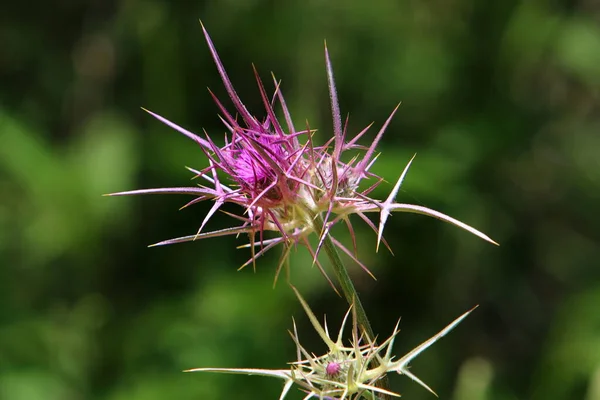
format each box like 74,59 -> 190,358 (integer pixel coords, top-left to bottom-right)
107,22 -> 497,284
187,286 -> 477,399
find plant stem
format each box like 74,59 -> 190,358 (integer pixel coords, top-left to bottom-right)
315,215 -> 391,398
321,230 -> 374,339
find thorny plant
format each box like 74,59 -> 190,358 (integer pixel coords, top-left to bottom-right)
107,21 -> 496,398
188,286 -> 477,400
107,23 -> 496,284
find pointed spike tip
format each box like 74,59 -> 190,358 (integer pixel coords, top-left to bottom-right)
376,153 -> 417,252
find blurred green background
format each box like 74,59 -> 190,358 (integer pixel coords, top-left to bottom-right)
2,1 -> 600,399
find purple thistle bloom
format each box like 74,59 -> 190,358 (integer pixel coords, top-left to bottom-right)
108,22 -> 496,283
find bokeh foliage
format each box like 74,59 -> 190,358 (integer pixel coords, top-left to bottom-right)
1,1 -> 600,399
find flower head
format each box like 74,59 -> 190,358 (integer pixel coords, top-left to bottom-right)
186,286 -> 477,399
107,22 -> 497,282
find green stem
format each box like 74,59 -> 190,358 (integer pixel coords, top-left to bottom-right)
321,229 -> 374,339
314,215 -> 391,399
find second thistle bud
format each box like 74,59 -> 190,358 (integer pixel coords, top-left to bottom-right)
188,287 -> 477,399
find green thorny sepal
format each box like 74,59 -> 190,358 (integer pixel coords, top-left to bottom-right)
187,287 -> 477,399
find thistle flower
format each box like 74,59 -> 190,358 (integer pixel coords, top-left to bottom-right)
187,286 -> 477,399
107,22 -> 496,282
